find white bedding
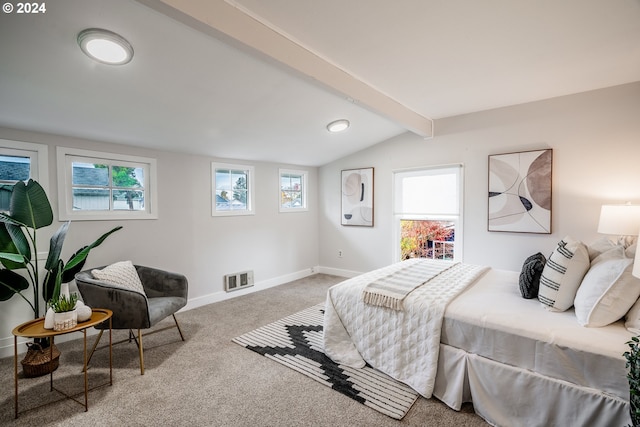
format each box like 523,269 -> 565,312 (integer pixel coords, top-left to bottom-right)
323,260 -> 634,426
441,268 -> 632,399
323,258 -> 488,397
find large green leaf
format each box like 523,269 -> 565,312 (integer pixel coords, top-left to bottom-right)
0,252 -> 24,264
63,226 -> 122,272
45,221 -> 70,270
61,247 -> 86,283
0,269 -> 29,301
5,222 -> 31,264
42,225 -> 121,303
8,179 -> 53,230
0,212 -> 23,227
43,260 -> 63,303
0,223 -> 26,269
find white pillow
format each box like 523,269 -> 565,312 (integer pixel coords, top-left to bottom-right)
92,261 -> 146,296
574,246 -> 639,327
586,236 -> 618,261
538,236 -> 590,312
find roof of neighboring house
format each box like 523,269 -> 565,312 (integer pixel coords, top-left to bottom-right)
0,162 -> 111,183
0,161 -> 29,181
71,166 -> 110,197
72,166 -> 108,186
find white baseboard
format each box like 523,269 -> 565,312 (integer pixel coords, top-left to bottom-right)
182,266 -> 320,311
315,266 -> 362,278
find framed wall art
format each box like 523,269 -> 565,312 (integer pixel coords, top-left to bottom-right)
341,167 -> 374,227
488,149 -> 552,233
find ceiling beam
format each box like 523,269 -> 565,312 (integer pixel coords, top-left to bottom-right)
136,0 -> 433,138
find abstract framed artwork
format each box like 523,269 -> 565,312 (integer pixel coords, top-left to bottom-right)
488,149 -> 552,233
341,167 -> 374,226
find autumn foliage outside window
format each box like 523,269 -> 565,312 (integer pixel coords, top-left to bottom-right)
400,219 -> 454,260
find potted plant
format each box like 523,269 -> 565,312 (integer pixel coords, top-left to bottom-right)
0,179 -> 121,375
50,292 -> 79,331
624,336 -> 640,427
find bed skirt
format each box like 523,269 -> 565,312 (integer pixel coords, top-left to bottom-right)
433,344 -> 631,427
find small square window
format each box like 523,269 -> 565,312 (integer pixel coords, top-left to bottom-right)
212,162 -> 255,216
279,169 -> 308,212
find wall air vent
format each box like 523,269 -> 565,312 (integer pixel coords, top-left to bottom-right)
224,270 -> 254,292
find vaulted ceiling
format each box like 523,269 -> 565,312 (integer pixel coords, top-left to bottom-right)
1,0 -> 638,166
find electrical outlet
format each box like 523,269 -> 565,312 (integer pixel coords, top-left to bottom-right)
338,250 -> 343,258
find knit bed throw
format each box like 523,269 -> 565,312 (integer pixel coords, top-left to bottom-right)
362,260 -> 457,310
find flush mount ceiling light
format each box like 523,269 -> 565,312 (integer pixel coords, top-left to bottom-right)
77,28 -> 133,65
326,119 -> 350,133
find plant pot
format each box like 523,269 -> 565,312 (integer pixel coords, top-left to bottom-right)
44,307 -> 55,329
53,309 -> 78,331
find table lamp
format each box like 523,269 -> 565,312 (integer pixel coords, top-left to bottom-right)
597,203 -> 640,247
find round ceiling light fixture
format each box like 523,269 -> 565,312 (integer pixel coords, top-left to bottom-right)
77,28 -> 134,65
326,119 -> 350,133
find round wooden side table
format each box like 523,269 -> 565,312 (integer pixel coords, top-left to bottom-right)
12,308 -> 113,418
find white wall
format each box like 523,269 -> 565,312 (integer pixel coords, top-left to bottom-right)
318,82 -> 640,275
0,128 -> 319,357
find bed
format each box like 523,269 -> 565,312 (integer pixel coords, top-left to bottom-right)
323,249 -> 636,426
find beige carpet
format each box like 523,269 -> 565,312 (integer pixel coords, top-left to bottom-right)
0,273 -> 488,426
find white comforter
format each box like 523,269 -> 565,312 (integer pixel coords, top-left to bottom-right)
323,258 -> 488,397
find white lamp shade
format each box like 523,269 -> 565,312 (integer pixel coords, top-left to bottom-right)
597,204 -> 640,236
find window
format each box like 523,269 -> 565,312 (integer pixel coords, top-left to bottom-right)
0,139 -> 49,211
393,165 -> 463,262
279,169 -> 308,212
57,147 -> 157,220
212,162 -> 255,216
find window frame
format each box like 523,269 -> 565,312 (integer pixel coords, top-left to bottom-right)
57,147 -> 158,221
278,168 -> 308,213
392,164 -> 464,262
0,138 -> 49,191
211,162 -> 255,217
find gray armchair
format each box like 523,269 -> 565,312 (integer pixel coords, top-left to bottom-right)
75,265 -> 188,374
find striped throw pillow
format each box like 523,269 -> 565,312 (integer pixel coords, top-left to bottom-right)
538,236 -> 590,312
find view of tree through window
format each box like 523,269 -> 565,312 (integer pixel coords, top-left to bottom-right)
58,147 -> 156,220
400,219 -> 455,260
394,165 -> 462,262
72,162 -> 145,211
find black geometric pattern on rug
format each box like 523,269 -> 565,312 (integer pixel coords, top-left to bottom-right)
248,322 -> 367,404
232,303 -> 418,419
